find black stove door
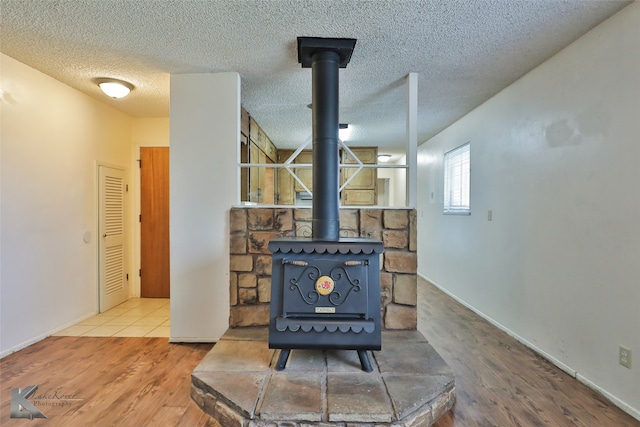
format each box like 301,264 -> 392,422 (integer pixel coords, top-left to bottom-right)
281,258 -> 370,319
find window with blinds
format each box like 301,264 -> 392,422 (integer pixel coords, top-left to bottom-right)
443,142 -> 470,215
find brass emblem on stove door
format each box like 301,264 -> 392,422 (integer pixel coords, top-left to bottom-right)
315,276 -> 335,296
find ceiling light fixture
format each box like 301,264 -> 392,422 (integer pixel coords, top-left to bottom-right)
96,78 -> 134,98
378,154 -> 392,162
339,123 -> 351,141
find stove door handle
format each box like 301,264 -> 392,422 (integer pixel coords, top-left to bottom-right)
283,260 -> 308,266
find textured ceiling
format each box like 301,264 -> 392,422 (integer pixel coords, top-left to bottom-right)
0,0 -> 632,154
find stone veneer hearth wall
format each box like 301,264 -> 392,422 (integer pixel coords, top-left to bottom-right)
229,207 -> 417,330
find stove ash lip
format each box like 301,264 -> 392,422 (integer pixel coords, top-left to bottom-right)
275,321 -> 376,334
268,237 -> 384,255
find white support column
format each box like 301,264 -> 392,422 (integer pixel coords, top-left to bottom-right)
170,72 -> 240,342
406,72 -> 418,208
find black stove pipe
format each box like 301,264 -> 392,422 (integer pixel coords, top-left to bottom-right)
311,50 -> 341,241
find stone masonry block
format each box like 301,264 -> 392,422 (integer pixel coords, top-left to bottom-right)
258,277 -> 271,303
383,230 -> 408,249
248,209 -> 274,231
230,305 -> 270,327
380,272 -> 393,307
409,209 -> 417,252
274,209 -> 293,231
238,273 -> 257,288
431,385 -> 456,422
383,210 -> 409,229
339,229 -> 359,238
203,392 -> 218,417
230,273 -> 238,306
360,209 -> 382,239
239,288 -> 257,305
294,208 -> 313,221
393,274 -> 417,306
230,208 -> 247,233
384,251 -> 417,274
295,222 -> 313,237
190,384 -> 205,408
340,209 -> 358,233
229,233 -> 247,254
230,255 -> 253,272
384,304 -> 417,330
248,232 -> 281,253
215,399 -> 246,427
255,255 -> 272,276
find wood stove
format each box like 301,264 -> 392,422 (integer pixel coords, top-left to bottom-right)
268,37 -> 384,372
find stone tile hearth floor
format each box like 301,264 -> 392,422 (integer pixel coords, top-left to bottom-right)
191,328 -> 455,426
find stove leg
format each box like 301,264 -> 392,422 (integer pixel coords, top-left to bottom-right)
357,350 -> 373,372
275,349 -> 291,371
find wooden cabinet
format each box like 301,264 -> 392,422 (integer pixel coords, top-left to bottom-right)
342,188 -> 377,205
241,108 -> 276,204
240,109 -> 378,206
240,107 -> 250,202
341,147 -> 377,205
247,143 -> 275,204
277,168 -> 295,205
275,147 -> 378,206
276,150 -> 295,205
241,106 -> 250,138
293,151 -> 313,193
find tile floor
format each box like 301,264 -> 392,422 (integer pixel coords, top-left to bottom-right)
54,298 -> 170,338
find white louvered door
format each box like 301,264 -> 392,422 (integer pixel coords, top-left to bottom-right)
99,165 -> 128,312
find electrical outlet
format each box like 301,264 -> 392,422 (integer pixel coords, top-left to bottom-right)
619,346 -> 632,369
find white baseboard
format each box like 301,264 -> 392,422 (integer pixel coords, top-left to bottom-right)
577,373 -> 640,421
0,311 -> 98,359
418,273 -> 639,422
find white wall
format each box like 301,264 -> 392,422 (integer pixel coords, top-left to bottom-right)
170,73 -> 239,342
1,58 -> 239,353
378,157 -> 408,207
393,155 -> 407,207
0,54 -> 133,356
417,2 -> 639,419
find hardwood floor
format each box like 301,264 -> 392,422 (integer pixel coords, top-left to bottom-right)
0,337 -> 216,426
418,278 -> 639,427
0,280 -> 637,426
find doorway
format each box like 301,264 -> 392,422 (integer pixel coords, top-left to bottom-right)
98,164 -> 128,312
377,178 -> 390,206
140,147 -> 170,298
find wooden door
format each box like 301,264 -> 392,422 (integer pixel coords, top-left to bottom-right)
341,147 -> 378,205
260,150 -> 276,204
277,150 -> 295,205
249,142 -> 260,202
140,147 -> 170,298
99,165 -> 128,311
294,150 -> 313,193
277,168 -> 295,205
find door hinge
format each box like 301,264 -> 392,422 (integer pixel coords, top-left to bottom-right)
126,273 -> 129,281
126,184 -> 129,192
139,214 -> 142,222
137,159 -> 141,168
139,269 -> 142,277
